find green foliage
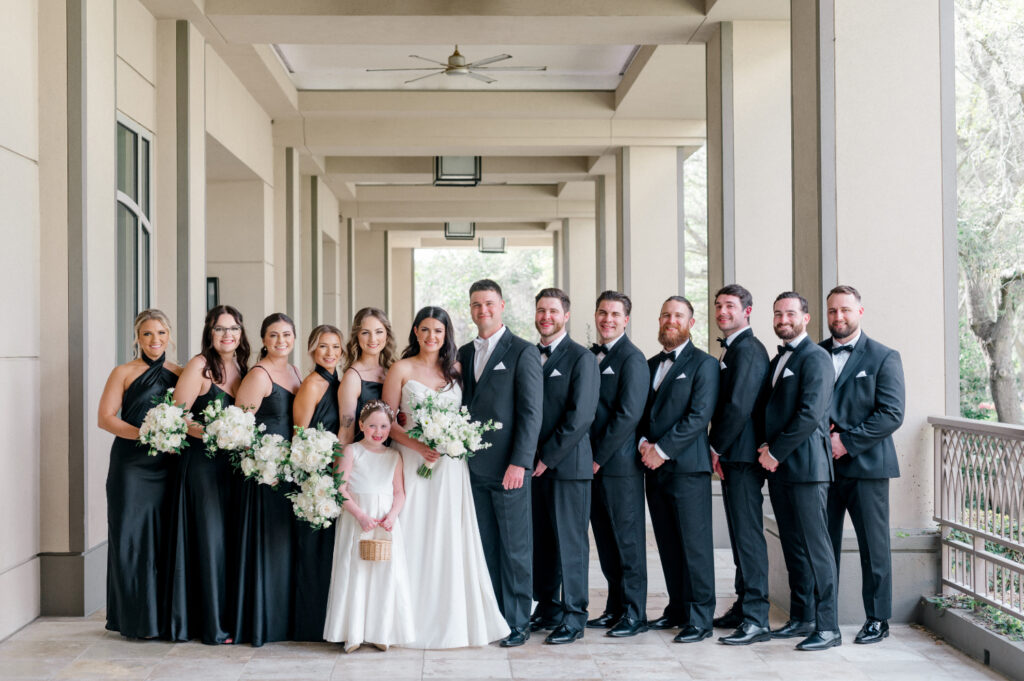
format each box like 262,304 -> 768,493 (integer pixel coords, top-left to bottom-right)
414,247 -> 554,346
927,594 -> 1024,641
960,316 -> 995,420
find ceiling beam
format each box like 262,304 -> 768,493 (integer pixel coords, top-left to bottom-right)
339,199 -> 594,221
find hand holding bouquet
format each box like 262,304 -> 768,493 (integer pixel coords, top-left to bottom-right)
138,388 -> 191,456
201,399 -> 262,459
405,393 -> 501,478
285,425 -> 345,528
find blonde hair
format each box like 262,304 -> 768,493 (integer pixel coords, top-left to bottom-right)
344,307 -> 397,371
132,309 -> 173,359
358,399 -> 395,424
306,324 -> 346,367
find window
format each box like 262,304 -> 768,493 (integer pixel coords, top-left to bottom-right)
116,119 -> 152,363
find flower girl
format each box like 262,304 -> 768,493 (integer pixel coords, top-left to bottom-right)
323,400 -> 413,651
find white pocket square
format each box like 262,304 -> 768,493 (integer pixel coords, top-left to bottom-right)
602,366 -> 615,375
783,368 -> 795,378
675,372 -> 687,380
856,370 -> 868,378
493,362 -> 506,371
550,369 -> 563,377
720,361 -> 727,370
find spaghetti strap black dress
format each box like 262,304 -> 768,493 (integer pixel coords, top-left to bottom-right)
232,368 -> 296,646
292,365 -> 340,641
169,383 -> 237,643
105,352 -> 179,639
350,370 -> 383,443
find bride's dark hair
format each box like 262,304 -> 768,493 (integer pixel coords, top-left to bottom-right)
402,306 -> 461,389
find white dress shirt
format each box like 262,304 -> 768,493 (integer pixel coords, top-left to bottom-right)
538,331 -> 567,365
641,340 -> 689,461
830,331 -> 860,381
473,324 -> 507,381
595,333 -> 623,363
771,332 -> 808,386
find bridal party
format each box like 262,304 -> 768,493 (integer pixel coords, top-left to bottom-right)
99,279 -> 904,653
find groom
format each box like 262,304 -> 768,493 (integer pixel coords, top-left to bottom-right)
458,279 -> 544,647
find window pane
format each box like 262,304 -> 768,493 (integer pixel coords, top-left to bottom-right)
116,203 -> 138,364
140,138 -> 150,218
116,123 -> 138,202
140,227 -> 150,309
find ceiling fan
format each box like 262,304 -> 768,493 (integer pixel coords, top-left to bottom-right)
366,45 -> 547,84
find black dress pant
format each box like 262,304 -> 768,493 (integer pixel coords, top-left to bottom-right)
828,476 -> 892,620
767,475 -> 813,621
532,476 -> 591,630
720,461 -> 770,627
645,471 -> 715,630
591,473 -> 647,621
471,474 -> 533,631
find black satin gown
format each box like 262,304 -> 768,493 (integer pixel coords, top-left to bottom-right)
351,377 -> 383,443
232,370 -> 296,646
292,366 -> 340,641
169,383 -> 237,643
105,353 -> 179,639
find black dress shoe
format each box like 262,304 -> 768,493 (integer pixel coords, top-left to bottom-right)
854,619 -> 889,644
529,617 -> 560,632
770,619 -> 816,639
796,629 -> 842,651
607,617 -> 648,638
586,612 -> 621,629
648,616 -> 684,630
712,602 -> 743,629
719,622 -> 772,646
544,624 -> 584,645
500,628 -> 530,647
673,625 -> 713,643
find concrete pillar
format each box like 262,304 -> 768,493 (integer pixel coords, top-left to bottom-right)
616,146 -> 684,356
706,21 -> 793,346
389,247 -> 415,340
354,230 -> 388,314
563,217 -> 597,341
778,0 -> 952,623
595,174 -> 618,292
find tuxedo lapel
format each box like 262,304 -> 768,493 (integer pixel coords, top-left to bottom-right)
723,328 -> 752,362
833,335 -> 869,392
543,341 -> 570,378
770,338 -> 809,397
599,335 -> 627,371
652,343 -> 694,411
474,331 -> 513,394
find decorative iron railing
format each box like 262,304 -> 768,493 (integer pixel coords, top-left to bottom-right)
931,416 -> 1024,619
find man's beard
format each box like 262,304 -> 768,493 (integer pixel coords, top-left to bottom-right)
774,322 -> 803,341
658,325 -> 689,348
829,319 -> 859,341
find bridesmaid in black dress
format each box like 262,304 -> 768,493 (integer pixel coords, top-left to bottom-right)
98,309 -> 182,639
338,307 -> 396,446
169,305 -> 250,643
231,312 -> 302,646
291,324 -> 345,641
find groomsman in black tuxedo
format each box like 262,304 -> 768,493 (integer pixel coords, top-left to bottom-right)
707,285 -> 772,645
821,285 -> 905,644
755,291 -> 839,651
639,296 -> 719,643
586,291 -> 650,638
529,288 -> 600,644
458,279 -> 544,648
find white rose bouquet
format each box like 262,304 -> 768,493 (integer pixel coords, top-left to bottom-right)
237,432 -> 290,487
405,392 -> 501,479
201,399 -> 263,459
285,425 -> 346,528
138,388 -> 191,456
287,425 -> 341,483
287,471 -> 344,530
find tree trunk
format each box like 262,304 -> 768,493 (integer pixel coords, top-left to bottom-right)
967,273 -> 1024,425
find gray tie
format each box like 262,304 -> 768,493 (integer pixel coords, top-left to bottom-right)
474,338 -> 488,382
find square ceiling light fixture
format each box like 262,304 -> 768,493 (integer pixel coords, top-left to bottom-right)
478,237 -> 507,254
444,221 -> 476,240
434,156 -> 481,187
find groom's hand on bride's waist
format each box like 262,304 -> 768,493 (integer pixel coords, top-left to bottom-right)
503,464 -> 525,490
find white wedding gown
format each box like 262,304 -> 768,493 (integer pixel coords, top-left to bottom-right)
396,379 -> 510,648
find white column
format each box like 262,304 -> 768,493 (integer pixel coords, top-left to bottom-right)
563,217 -> 597,341
389,247 -> 415,340
354,229 -> 388,313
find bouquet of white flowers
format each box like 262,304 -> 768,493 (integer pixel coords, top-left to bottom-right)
405,392 -> 501,478
285,425 -> 345,528
237,432 -> 290,486
138,388 -> 191,456
201,399 -> 263,459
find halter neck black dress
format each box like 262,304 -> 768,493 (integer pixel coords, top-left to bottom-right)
232,367 -> 297,647
293,365 -> 340,641
105,353 -> 179,639
169,381 -> 238,644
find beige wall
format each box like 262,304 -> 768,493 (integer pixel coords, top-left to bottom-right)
389,247 -> 415,341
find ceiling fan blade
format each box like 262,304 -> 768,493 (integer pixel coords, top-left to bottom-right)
465,54 -> 512,68
408,55 -> 450,66
472,66 -> 548,72
466,72 -> 496,84
405,71 -> 445,84
366,67 -> 445,72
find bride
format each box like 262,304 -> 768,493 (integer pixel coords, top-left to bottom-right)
382,306 -> 510,648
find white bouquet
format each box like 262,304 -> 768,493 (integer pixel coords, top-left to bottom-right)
287,471 -> 344,530
237,432 -> 290,486
138,388 -> 191,456
201,399 -> 263,458
286,425 -> 341,483
405,392 -> 501,478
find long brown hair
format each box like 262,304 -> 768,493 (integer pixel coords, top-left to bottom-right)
344,307 -> 396,371
257,312 -> 296,360
200,305 -> 250,385
402,306 -> 461,388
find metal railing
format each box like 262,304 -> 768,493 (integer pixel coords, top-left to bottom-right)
932,416 -> 1024,618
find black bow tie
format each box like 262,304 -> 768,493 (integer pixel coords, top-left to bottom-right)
831,344 -> 854,354
590,343 -> 608,355
777,344 -> 795,355
656,350 -> 676,364
537,344 -> 552,357
717,337 -> 728,348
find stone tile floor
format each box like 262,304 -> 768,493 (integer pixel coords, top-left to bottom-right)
0,548 -> 1006,680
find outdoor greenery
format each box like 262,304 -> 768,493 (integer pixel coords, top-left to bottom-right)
926,594 -> 1024,641
956,0 -> 1024,424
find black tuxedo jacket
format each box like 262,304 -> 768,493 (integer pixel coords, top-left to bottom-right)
459,329 -> 544,480
638,342 -> 719,475
536,336 -> 600,480
710,328 -> 770,464
820,333 -> 904,479
589,335 -> 649,477
754,336 -> 834,483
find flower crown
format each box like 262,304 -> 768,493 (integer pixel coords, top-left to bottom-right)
359,399 -> 395,424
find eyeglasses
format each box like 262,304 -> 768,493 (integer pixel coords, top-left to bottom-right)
213,326 -> 242,334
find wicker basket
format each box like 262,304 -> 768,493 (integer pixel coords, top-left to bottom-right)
359,537 -> 392,561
